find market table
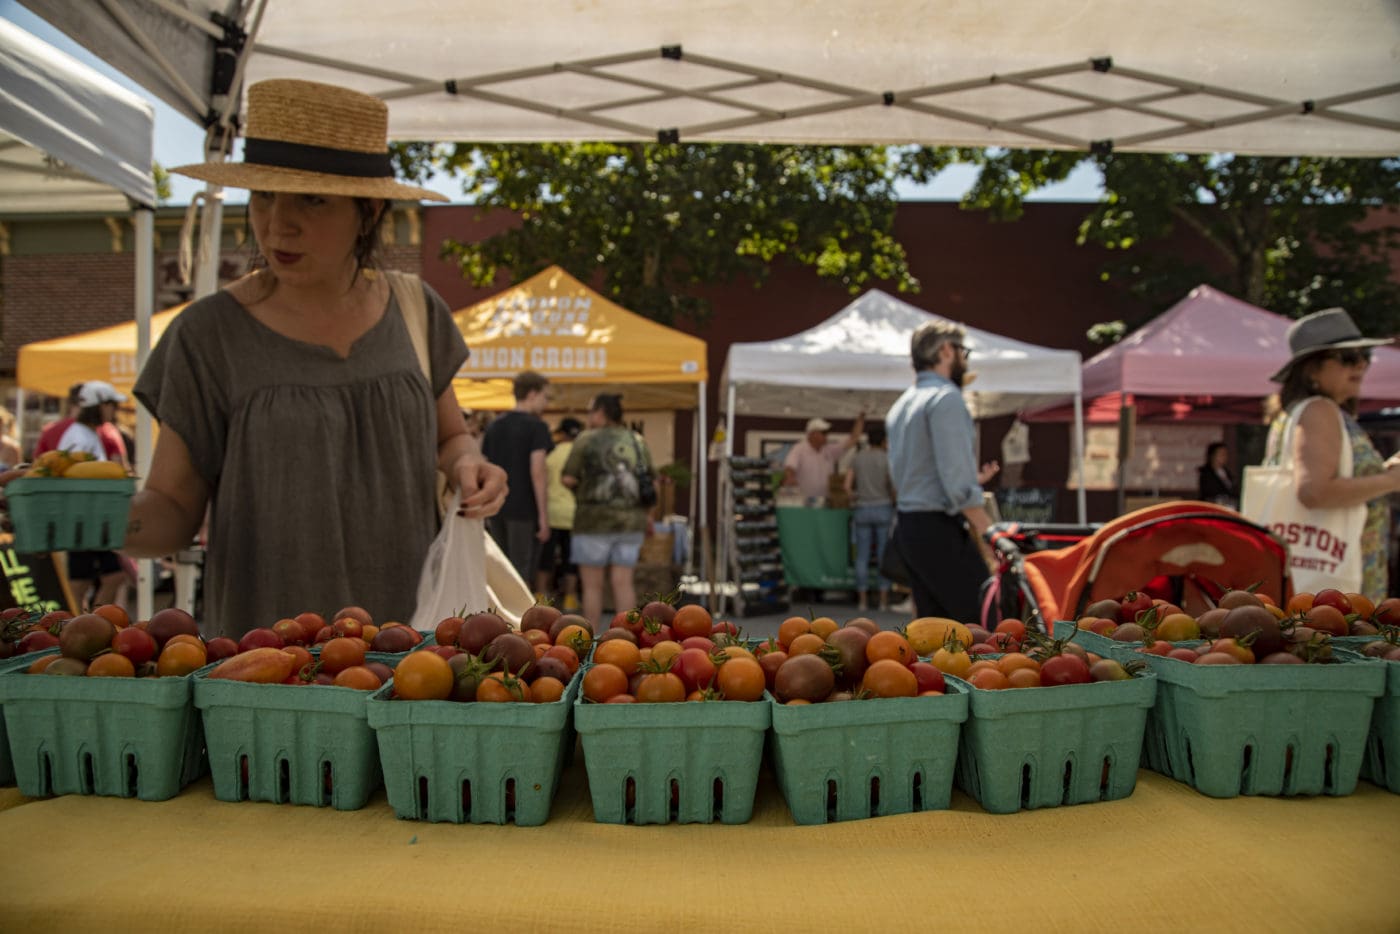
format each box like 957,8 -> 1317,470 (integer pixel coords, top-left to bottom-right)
1,759 -> 1397,932
776,505 -> 854,590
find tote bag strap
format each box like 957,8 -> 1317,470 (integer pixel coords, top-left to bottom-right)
1282,397 -> 1352,479
384,269 -> 432,381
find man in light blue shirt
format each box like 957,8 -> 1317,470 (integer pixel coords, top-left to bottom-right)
887,321 -> 999,623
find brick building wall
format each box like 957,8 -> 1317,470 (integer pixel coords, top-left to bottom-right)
1,251 -> 134,371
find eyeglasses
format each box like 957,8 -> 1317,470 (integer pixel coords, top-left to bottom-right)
949,343 -> 972,359
1325,348 -> 1372,367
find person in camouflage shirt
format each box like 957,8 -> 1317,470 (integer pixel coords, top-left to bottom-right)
561,393 -> 654,627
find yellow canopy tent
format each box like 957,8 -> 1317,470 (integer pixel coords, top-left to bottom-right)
449,265 -> 707,412
16,304 -> 189,399
450,266 -> 712,584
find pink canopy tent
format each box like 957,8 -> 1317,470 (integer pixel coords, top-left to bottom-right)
1026,285 -> 1400,423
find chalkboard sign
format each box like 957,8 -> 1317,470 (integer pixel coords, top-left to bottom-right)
0,543 -> 77,615
995,487 -> 1057,524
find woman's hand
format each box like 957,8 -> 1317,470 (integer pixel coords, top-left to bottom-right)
453,453 -> 507,519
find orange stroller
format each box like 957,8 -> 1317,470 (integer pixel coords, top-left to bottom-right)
984,501 -> 1291,630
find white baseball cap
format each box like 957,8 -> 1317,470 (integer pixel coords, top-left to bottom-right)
76,380 -> 127,408
804,417 -> 832,433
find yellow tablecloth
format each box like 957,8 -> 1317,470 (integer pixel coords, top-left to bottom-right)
1,762 -> 1397,933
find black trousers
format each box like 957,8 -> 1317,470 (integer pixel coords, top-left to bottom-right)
893,510 -> 987,624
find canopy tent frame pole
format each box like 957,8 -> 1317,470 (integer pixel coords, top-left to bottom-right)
133,205 -> 156,622
1073,389 -> 1087,524
696,380 -> 708,590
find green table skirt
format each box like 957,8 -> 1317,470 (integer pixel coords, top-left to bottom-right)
776,506 -> 853,589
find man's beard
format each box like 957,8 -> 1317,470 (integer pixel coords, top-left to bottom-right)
950,358 -> 968,388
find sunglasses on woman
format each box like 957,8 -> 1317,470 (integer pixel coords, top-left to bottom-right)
1325,348 -> 1372,367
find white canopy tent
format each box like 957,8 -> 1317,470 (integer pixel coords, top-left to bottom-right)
0,17 -> 159,619
17,0 -> 1400,156
720,288 -> 1087,522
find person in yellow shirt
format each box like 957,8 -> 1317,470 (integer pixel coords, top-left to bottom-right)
537,416 -> 584,610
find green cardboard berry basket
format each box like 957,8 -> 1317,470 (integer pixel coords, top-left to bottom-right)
5,476 -> 136,552
1128,651 -> 1385,798
366,670 -> 581,825
1332,642 -> 1400,793
948,665 -> 1157,814
0,648 -> 205,800
574,679 -> 771,825
192,652 -> 397,810
768,684 -> 968,824
0,649 -> 45,784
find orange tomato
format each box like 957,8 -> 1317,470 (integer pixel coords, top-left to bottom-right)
671,604 -> 714,640
582,663 -> 629,703
477,671 -> 532,702
86,653 -> 135,677
1285,591 -> 1315,615
717,645 -> 756,662
861,658 -> 918,697
968,668 -> 1011,690
360,625 -> 380,644
531,676 -> 567,704
164,632 -> 205,649
1346,592 -> 1375,620
715,656 -> 765,701
27,654 -> 59,674
787,632 -> 827,656
966,659 -> 999,676
593,639 -> 641,675
320,636 -> 367,675
777,616 -> 812,649
554,624 -> 593,656
635,671 -> 686,703
156,641 -> 206,677
392,650 -> 454,700
649,640 -> 683,669
865,630 -> 914,665
333,666 -> 382,690
809,617 -> 839,640
92,603 -> 130,630
1005,667 -> 1042,689
993,618 -> 1027,642
995,652 -> 1040,676
281,645 -> 314,678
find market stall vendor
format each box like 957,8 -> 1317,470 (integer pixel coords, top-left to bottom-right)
781,414 -> 864,502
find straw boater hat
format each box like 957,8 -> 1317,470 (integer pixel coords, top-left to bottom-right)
171,79 -> 448,202
1269,307 -> 1392,383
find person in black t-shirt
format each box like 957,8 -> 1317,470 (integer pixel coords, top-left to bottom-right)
481,370 -> 554,585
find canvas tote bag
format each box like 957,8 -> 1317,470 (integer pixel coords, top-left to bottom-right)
387,271 -> 535,628
1240,397 -> 1364,594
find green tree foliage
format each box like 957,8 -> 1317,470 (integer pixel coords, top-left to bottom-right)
391,142 -> 932,325
901,149 -> 1400,335
153,162 -> 172,205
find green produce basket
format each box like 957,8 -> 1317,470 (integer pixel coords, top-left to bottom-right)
0,650 -> 205,800
5,476 -> 136,552
0,650 -> 51,785
192,653 -> 396,811
1333,642 -> 1400,793
949,667 -> 1157,814
1132,652 -> 1385,798
574,683 -> 770,825
366,670 -> 580,825
768,684 -> 968,824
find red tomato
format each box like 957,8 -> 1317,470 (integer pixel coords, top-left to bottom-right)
1039,653 -> 1092,686
909,661 -> 946,694
671,648 -> 718,694
1165,647 -> 1200,662
670,605 -> 714,641
1117,591 -> 1153,623
111,627 -> 158,667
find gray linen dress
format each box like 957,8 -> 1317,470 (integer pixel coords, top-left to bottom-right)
133,280 -> 468,640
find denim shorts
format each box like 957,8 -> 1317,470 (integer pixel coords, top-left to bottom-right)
570,531 -> 645,568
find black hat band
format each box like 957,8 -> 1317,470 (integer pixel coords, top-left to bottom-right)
243,137 -> 393,178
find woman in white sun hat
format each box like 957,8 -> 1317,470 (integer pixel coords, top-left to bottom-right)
1255,307 -> 1400,601
121,78 -> 507,639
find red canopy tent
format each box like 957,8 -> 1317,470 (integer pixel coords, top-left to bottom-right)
1027,285 -> 1400,423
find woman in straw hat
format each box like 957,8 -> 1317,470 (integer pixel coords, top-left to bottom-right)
1262,307 -> 1400,601
121,79 -> 507,639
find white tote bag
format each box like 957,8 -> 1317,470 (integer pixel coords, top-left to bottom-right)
1240,398 -> 1365,594
408,491 -> 535,632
